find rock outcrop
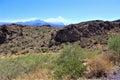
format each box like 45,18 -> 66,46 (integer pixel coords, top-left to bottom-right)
55,20 -> 120,43
0,31 -> 6,44
0,24 -> 24,44
0,24 -> 58,54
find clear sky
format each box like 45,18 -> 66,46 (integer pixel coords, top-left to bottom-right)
0,0 -> 120,24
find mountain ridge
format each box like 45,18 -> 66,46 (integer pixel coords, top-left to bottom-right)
0,19 -> 65,27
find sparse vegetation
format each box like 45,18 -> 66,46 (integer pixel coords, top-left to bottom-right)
0,25 -> 59,54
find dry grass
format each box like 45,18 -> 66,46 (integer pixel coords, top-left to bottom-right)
0,53 -> 58,80
85,53 -> 114,78
13,69 -> 54,80
14,69 -> 102,80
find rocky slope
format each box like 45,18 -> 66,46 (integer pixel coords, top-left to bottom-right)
54,20 -> 120,48
0,24 -> 59,54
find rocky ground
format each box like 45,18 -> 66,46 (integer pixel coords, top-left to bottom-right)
101,66 -> 120,80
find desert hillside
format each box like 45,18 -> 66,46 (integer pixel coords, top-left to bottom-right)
0,24 -> 59,54
0,20 -> 120,80
0,20 -> 120,54
54,20 -> 120,48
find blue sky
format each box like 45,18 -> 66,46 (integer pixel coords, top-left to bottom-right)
0,0 -> 120,24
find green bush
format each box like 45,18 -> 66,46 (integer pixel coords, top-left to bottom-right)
108,35 -> 120,53
41,47 -> 49,53
49,39 -> 56,46
54,44 -> 86,80
11,47 -> 19,54
108,35 -> 120,65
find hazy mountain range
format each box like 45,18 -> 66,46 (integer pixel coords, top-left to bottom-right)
0,19 -> 65,27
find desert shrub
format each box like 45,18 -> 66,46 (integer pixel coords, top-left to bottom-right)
100,51 -> 118,65
41,47 -> 49,53
54,44 -> 86,80
20,49 -> 29,54
11,47 -> 19,54
49,39 -> 56,46
108,35 -> 120,53
108,35 -> 120,61
85,53 -> 113,78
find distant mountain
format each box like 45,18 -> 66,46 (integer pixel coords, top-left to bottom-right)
0,19 -> 65,27
17,19 -> 49,26
113,19 -> 120,22
48,22 -> 65,27
0,22 -> 10,25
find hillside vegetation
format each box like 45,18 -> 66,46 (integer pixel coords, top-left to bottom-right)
0,36 -> 120,80
0,20 -> 120,80
0,20 -> 120,55
0,24 -> 60,54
